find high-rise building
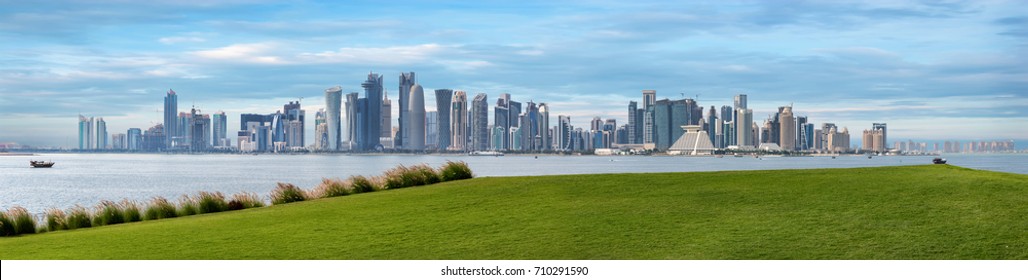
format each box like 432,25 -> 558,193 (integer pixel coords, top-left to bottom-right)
314,109 -> 328,150
283,101 -> 305,148
433,89 -> 453,150
164,89 -> 178,148
450,91 -> 468,151
720,105 -> 734,123
734,94 -> 747,111
538,103 -> 550,151
491,126 -> 505,151
344,92 -> 359,150
779,106 -> 795,151
494,93 -> 516,150
736,108 -> 753,148
188,108 -> 211,151
557,115 -> 572,151
397,72 -> 416,148
827,127 -> 850,152
78,115 -> 93,150
873,123 -> 887,151
176,112 -> 191,149
95,117 -> 107,150
142,124 -> 166,151
381,91 -> 392,139
426,111 -> 438,149
325,86 -> 343,150
471,93 -> 489,151
112,133 -> 126,150
642,90 -> 656,144
707,106 -> 717,145
407,84 -> 426,150
127,128 -> 142,151
627,101 -> 638,144
212,111 -> 227,147
360,72 -> 383,151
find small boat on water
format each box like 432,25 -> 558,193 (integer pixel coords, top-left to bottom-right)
469,151 -> 504,157
932,158 -> 947,164
30,160 -> 55,168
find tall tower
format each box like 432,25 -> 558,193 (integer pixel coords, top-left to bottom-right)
642,90 -> 656,144
471,93 -> 489,151
627,101 -> 638,144
96,117 -> 107,150
434,89 -> 453,150
325,86 -> 342,150
779,106 -> 795,151
78,115 -> 94,150
361,72 -> 383,151
538,103 -> 550,150
873,123 -> 887,151
212,111 -> 227,147
344,92 -> 359,150
450,90 -> 468,151
736,108 -> 753,148
557,115 -> 572,151
163,89 -> 178,148
407,84 -> 426,150
494,93 -> 511,150
398,72 -> 416,148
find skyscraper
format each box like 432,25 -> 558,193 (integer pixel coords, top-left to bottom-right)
189,107 -> 210,152
164,89 -> 178,148
96,117 -> 107,150
283,101 -> 305,148
471,93 -> 489,151
344,92 -> 359,150
381,91 -> 392,139
779,106 -> 795,151
360,72 -> 383,151
538,103 -> 550,150
627,101 -> 638,144
78,115 -> 93,150
707,106 -> 717,145
407,84 -> 426,150
398,72 -> 416,148
127,128 -> 142,151
434,89 -> 453,151
557,115 -> 572,151
450,90 -> 468,151
212,111 -> 227,147
494,94 -> 511,150
325,86 -> 342,150
426,111 -> 438,149
734,94 -> 747,111
873,123 -> 887,151
314,109 -> 328,150
736,108 -> 753,148
642,90 -> 656,144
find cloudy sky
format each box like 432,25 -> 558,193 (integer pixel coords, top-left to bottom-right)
1,0 -> 1025,148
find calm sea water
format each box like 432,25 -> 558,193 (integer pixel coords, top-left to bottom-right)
2,153 -> 1025,215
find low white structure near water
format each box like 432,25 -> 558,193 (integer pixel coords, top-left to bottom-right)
668,125 -> 717,155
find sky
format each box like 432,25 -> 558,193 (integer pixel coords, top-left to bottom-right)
1,0 -> 1026,148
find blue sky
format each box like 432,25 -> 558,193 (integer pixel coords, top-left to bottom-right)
1,0 -> 1026,148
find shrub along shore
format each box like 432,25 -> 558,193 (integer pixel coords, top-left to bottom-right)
0,161 -> 473,237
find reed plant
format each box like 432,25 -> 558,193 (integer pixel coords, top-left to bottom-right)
196,191 -> 229,214
348,175 -> 377,194
270,183 -> 308,205
93,200 -> 125,226
312,178 -> 351,198
45,208 -> 67,232
412,164 -> 441,185
177,195 -> 199,216
439,160 -> 474,181
144,197 -> 178,220
121,200 -> 142,223
65,206 -> 92,230
0,211 -> 15,236
228,192 -> 265,210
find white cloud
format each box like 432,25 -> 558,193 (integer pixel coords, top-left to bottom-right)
191,43 -> 284,64
298,44 -> 447,65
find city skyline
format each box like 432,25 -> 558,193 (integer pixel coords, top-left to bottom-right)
1,1 -> 1026,148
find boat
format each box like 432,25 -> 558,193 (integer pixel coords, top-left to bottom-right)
30,160 -> 55,168
932,158 -> 947,164
469,151 -> 504,157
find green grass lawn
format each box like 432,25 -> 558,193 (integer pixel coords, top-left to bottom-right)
1,164 -> 1025,259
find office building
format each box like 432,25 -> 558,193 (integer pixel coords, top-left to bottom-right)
381,91 -> 392,140
164,89 -> 178,148
283,101 -> 305,148
407,84 -> 426,150
314,109 -> 328,150
96,117 -> 107,150
471,93 -> 489,151
112,133 -> 126,150
736,108 -> 754,148
78,115 -> 93,150
642,90 -> 656,144
344,92 -> 359,150
779,106 -> 795,151
398,72 -> 416,148
557,115 -> 572,151
538,103 -> 550,150
359,72 -> 383,151
426,111 -> 438,149
189,108 -> 210,151
627,101 -> 638,144
450,90 -> 468,151
325,86 -> 343,150
434,89 -> 453,150
142,124 -> 166,151
127,128 -> 142,151
213,111 -> 227,147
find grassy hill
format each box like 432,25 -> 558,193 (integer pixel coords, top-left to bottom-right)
1,164 -> 1025,259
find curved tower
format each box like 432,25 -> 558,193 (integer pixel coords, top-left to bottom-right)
325,86 -> 342,150
407,84 -> 426,150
